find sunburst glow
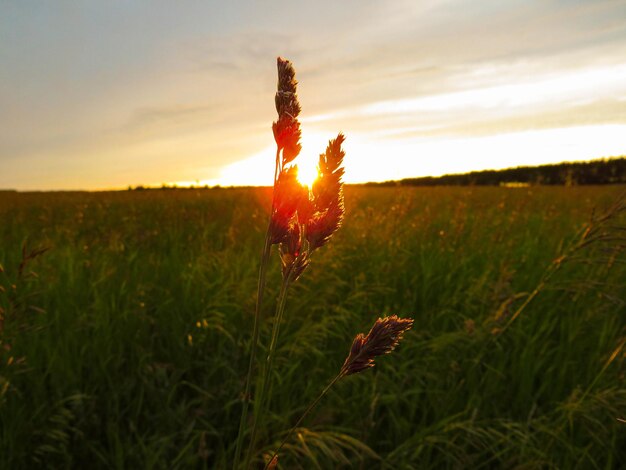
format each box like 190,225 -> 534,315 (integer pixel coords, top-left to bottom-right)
293,131 -> 328,187
296,156 -> 320,187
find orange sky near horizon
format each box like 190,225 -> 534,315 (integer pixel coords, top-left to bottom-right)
2,1 -> 626,191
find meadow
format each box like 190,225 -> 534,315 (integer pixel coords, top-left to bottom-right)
1,185 -> 625,469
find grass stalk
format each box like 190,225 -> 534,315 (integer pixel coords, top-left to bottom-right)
244,264 -> 295,469
233,147 -> 283,469
238,58 -> 357,468
232,229 -> 273,470
498,194 -> 626,335
260,314 -> 413,468
263,371 -> 346,470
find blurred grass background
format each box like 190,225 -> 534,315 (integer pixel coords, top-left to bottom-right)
1,185 -> 624,469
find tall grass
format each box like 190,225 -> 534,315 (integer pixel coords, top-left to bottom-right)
233,57 -> 350,470
1,185 -> 625,468
234,58 -> 412,469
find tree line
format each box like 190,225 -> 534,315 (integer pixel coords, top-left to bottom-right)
368,157 -> 626,187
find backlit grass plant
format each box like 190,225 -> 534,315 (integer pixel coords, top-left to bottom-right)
232,58 -> 413,469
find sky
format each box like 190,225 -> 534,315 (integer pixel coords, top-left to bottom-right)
1,0 -> 626,190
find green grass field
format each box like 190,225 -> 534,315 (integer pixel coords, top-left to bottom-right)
1,185 -> 625,469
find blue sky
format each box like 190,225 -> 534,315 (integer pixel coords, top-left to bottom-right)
1,0 -> 626,190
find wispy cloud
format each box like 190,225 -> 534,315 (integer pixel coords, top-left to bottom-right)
1,0 -> 626,189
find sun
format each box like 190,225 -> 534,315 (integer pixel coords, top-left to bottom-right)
296,153 -> 320,187
297,164 -> 319,187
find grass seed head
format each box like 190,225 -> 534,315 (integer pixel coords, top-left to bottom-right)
273,57 -> 302,165
270,59 -> 346,281
341,315 -> 414,376
278,215 -> 310,281
306,201 -> 344,251
306,134 -> 346,250
312,134 -> 346,211
270,166 -> 307,244
280,248 -> 310,282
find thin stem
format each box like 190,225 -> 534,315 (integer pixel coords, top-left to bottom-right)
265,272 -> 294,383
263,371 -> 345,470
245,266 -> 294,469
233,146 -> 281,470
274,147 -> 281,185
232,230 -> 273,470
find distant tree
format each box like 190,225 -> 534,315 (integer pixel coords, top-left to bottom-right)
391,157 -> 626,187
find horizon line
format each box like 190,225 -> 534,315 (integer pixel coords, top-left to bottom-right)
2,155 -> 624,193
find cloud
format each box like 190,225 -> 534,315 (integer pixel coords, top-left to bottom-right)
128,104 -> 217,126
301,61 -> 626,141
2,0 -> 626,189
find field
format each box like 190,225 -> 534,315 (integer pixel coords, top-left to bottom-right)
1,185 -> 625,469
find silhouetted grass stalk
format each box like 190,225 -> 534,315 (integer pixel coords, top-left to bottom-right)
233,141 -> 292,470
232,229 -> 273,470
235,57 -> 309,470
263,372 -> 344,470
236,57 -> 413,469
245,264 -> 295,468
263,315 -> 414,468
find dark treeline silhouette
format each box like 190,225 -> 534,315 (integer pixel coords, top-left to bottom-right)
368,157 -> 626,187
